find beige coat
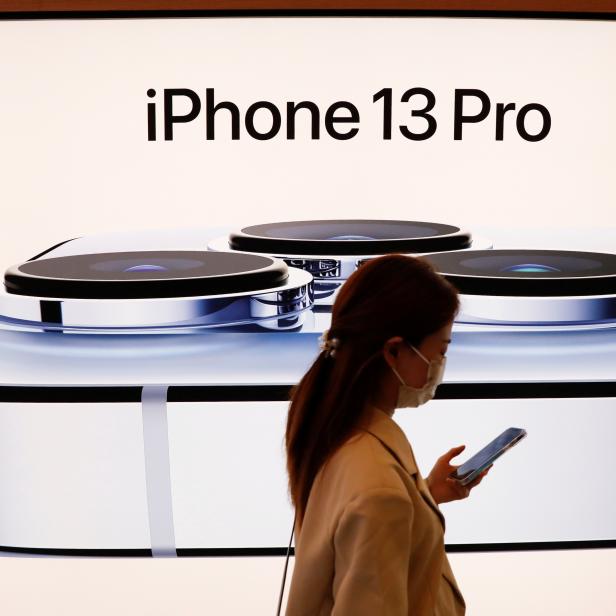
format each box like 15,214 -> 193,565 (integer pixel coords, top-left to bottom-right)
285,405 -> 466,616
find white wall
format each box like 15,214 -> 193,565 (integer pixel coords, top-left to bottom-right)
0,17 -> 615,265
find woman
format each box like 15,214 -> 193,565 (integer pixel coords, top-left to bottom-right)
284,254 -> 490,615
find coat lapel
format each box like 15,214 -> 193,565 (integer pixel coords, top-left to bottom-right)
411,452 -> 447,532
362,406 -> 446,531
362,408 -> 465,605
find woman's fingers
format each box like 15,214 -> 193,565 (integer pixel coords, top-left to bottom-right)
477,465 -> 493,480
446,477 -> 471,499
467,467 -> 492,489
446,466 -> 492,498
442,445 -> 465,464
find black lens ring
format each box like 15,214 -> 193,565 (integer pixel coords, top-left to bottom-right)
229,220 -> 472,256
425,250 -> 616,297
5,251 -> 288,299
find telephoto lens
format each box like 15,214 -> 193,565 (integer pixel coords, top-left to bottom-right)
208,219 -> 491,308
425,249 -> 616,324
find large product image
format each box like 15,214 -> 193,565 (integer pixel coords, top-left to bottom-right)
0,220 -> 614,555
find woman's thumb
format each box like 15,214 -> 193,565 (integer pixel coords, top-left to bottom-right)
448,445 -> 465,459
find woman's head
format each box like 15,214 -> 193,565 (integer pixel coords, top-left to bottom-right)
285,254 -> 459,521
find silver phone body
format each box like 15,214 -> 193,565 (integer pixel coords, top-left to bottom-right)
452,427 -> 528,486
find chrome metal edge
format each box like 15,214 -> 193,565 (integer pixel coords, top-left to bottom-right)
0,268 -> 314,332
457,293 -> 616,326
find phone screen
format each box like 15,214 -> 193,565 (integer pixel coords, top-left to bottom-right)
452,427 -> 526,481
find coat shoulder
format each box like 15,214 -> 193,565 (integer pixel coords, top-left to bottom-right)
317,430 -> 414,503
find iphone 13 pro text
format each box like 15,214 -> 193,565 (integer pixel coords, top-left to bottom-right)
146,87 -> 551,142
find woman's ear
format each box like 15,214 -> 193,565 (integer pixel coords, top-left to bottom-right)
382,336 -> 404,366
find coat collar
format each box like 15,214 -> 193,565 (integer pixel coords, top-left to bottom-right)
361,405 -> 418,477
362,405 -> 445,531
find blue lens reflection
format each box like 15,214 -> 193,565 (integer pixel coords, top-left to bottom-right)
123,264 -> 169,272
501,263 -> 561,273
327,235 -> 375,241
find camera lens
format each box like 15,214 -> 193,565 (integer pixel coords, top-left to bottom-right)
425,250 -> 616,297
229,220 -> 472,255
5,251 -> 289,299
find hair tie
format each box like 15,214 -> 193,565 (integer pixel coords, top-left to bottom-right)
318,329 -> 341,358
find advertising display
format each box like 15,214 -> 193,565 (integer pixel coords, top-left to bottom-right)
0,9 -> 615,613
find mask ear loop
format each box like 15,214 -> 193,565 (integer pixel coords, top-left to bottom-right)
392,342 -> 429,385
407,343 -> 430,365
389,363 -> 406,386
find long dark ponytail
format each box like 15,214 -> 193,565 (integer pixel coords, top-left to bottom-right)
285,254 -> 459,524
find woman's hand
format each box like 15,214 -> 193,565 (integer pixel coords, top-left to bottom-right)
426,445 -> 491,505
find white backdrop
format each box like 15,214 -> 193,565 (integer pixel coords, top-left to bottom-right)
1,14 -> 616,615
0,17 -> 615,265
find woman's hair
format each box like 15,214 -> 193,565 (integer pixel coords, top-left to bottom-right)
285,254 -> 460,522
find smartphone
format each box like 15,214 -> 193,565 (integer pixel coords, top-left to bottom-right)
450,427 -> 527,486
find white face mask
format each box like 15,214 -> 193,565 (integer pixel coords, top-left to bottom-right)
390,343 -> 446,408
